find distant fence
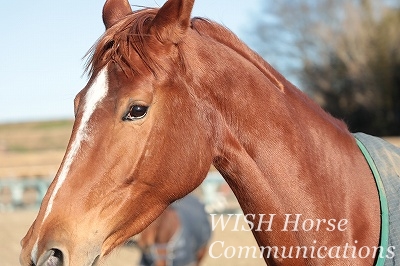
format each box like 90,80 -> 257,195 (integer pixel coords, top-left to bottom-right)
0,172 -> 240,213
201,171 -> 241,214
0,177 -> 51,211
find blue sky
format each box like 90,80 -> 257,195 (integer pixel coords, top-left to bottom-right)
0,0 -> 261,123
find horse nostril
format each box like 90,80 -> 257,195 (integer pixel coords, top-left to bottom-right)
53,249 -> 63,259
36,248 -> 63,266
46,249 -> 63,266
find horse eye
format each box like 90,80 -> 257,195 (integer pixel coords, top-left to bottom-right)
123,105 -> 149,121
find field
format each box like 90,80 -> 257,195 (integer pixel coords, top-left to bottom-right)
0,120 -> 72,178
0,120 -> 399,265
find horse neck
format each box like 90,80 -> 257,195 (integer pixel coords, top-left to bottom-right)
189,38 -> 380,255
210,71 -> 356,211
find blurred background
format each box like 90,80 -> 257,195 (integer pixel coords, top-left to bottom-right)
1,0 -> 399,265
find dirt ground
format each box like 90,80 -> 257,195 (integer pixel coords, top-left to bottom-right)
0,210 -> 265,266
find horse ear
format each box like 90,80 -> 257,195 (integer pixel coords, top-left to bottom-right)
150,0 -> 195,43
103,0 -> 133,29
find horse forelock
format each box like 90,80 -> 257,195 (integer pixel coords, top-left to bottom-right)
85,7 -> 285,92
86,9 -> 281,80
85,8 -> 160,78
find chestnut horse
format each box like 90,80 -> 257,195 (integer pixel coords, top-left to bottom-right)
20,0 -> 398,265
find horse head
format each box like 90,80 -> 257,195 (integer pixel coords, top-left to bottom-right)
20,0 -> 217,265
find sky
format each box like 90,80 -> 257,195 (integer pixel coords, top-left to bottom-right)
0,0 -> 261,123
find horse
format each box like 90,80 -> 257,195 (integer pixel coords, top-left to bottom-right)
20,0 -> 400,265
136,194 -> 211,266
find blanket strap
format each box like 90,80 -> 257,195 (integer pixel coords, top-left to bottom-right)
355,138 -> 389,266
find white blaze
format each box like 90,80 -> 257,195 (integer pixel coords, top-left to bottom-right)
32,68 -> 109,262
43,68 -> 108,220
27,70 -> 107,259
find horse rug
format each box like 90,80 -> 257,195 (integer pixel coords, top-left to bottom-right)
140,194 -> 211,266
354,133 -> 400,266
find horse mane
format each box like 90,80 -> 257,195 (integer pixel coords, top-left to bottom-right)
190,18 -> 349,132
191,18 -> 286,91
